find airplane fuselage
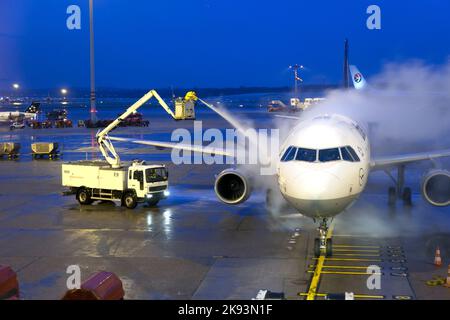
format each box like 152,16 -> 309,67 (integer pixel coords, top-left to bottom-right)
277,114 -> 371,219
0,111 -> 37,122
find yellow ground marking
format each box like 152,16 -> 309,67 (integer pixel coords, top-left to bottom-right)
299,293 -> 385,299
333,248 -> 381,253
306,221 -> 335,300
308,265 -> 383,270
331,253 -> 381,257
307,270 -> 382,276
333,245 -> 380,249
312,257 -> 382,262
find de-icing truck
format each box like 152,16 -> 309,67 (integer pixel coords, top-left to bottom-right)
61,90 -> 198,208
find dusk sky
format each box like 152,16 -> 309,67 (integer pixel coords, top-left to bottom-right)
0,0 -> 449,90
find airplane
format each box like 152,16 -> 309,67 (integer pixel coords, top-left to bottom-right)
106,101 -> 450,257
0,102 -> 40,123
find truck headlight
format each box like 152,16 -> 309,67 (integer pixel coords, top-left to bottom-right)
146,194 -> 153,199
163,190 -> 170,197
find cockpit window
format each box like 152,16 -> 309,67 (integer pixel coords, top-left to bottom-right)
281,145 -> 359,163
281,146 -> 297,162
346,146 -> 360,162
319,148 -> 341,162
340,146 -> 361,162
295,148 -> 317,162
341,147 -> 353,162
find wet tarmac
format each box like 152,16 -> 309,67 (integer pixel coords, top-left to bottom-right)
0,109 -> 450,300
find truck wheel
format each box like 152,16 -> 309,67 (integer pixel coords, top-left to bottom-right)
77,188 -> 93,205
123,193 -> 137,209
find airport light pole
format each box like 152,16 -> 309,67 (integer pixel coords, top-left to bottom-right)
12,83 -> 20,99
289,65 -> 303,98
89,0 -> 97,122
343,39 -> 350,89
61,88 -> 68,98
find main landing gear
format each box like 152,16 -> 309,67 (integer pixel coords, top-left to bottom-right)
314,218 -> 333,258
385,165 -> 412,206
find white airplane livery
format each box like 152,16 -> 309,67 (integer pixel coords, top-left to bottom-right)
108,105 -> 450,257
277,114 -> 370,219
0,102 -> 40,123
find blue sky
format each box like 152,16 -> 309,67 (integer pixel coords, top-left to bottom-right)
0,0 -> 449,90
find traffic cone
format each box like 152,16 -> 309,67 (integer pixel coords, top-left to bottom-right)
445,265 -> 450,288
434,247 -> 442,267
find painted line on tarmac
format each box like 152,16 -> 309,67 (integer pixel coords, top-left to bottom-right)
313,257 -> 383,262
307,270 -> 383,276
331,253 -> 381,257
309,264 -> 384,270
333,248 -> 381,253
299,293 -> 385,300
333,244 -> 380,249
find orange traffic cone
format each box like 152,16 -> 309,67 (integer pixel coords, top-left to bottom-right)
445,265 -> 450,288
434,247 -> 442,267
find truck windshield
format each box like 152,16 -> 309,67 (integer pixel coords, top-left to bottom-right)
146,168 -> 168,183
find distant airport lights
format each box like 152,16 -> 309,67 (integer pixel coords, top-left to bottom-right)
12,83 -> 20,100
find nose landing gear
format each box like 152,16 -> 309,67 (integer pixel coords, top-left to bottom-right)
314,218 -> 333,257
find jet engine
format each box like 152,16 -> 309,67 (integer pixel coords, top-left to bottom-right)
214,169 -> 252,205
421,169 -> 450,206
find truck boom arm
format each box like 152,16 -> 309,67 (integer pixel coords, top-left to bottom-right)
96,90 -> 176,168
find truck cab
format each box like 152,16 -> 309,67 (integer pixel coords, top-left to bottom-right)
127,162 -> 169,206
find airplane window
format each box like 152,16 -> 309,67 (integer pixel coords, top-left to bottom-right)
319,148 -> 341,162
341,147 -> 354,162
295,148 -> 317,162
281,146 -> 297,162
346,146 -> 360,162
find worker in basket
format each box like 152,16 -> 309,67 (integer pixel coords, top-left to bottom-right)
184,91 -> 198,102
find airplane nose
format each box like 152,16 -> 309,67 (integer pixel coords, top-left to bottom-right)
284,171 -> 343,200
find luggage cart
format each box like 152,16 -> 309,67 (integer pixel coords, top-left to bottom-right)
0,142 -> 21,160
31,142 -> 59,160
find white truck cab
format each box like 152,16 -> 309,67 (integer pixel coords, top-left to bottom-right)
127,162 -> 169,205
62,160 -> 169,209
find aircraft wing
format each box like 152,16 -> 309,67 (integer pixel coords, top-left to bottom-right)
274,114 -> 301,120
370,149 -> 450,170
108,136 -> 233,157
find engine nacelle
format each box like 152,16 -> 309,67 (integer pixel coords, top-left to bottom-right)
421,169 -> 450,206
214,169 -> 252,205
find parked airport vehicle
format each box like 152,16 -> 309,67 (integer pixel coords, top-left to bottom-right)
29,120 -> 52,129
31,142 -> 59,159
54,119 -> 73,128
9,122 -> 25,130
47,109 -> 68,121
0,142 -> 20,159
62,160 -> 169,208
